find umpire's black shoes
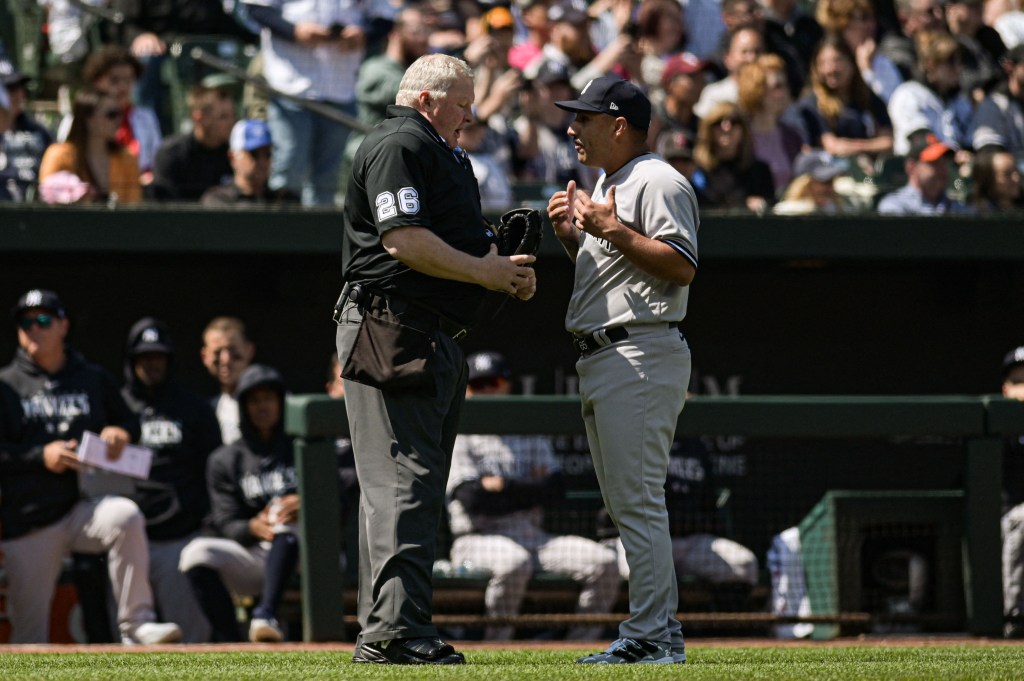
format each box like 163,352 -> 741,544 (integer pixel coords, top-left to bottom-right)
359,636 -> 466,664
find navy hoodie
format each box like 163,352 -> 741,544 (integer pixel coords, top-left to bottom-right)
121,319 -> 222,541
204,364 -> 296,546
0,347 -> 140,540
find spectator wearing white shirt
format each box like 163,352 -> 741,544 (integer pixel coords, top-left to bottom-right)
242,0 -> 368,206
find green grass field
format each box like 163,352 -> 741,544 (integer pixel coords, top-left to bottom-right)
0,646 -> 1022,680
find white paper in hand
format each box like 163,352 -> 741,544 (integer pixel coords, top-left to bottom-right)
77,431 -> 153,480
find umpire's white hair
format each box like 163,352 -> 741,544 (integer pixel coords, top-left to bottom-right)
395,54 -> 474,106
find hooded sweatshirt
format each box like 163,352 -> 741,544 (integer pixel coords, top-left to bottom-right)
121,318 -> 223,541
204,364 -> 296,546
0,347 -> 140,540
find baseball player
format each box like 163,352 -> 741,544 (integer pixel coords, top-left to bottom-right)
546,75 -> 699,664
1000,345 -> 1024,638
446,351 -> 620,641
0,289 -> 182,644
178,364 -> 300,643
121,317 -> 223,643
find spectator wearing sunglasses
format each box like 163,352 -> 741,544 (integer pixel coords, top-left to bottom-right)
0,289 -> 182,644
201,120 -> 274,207
445,351 -> 620,641
38,88 -> 143,205
692,102 -> 774,212
200,317 -> 256,445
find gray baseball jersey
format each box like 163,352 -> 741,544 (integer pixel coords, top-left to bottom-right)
446,434 -> 558,539
565,153 -> 699,334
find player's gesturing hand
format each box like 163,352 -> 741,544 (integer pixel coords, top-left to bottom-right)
574,184 -> 622,241
547,180 -> 577,241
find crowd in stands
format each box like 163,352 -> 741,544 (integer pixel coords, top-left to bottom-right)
1,0 -> 1024,214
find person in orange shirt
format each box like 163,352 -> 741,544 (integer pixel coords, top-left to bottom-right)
39,89 -> 142,205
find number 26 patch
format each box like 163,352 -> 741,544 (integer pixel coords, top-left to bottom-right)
376,187 -> 421,221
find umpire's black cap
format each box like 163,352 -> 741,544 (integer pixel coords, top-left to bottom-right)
555,75 -> 651,131
1003,346 -> 1024,379
12,289 -> 66,319
467,351 -> 512,383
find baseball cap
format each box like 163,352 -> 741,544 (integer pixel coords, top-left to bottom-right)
793,150 -> 850,182
0,55 -> 29,88
555,75 -> 652,131
12,289 -> 66,319
660,53 -> 709,89
529,59 -> 572,86
1003,346 -> 1024,379
467,351 -> 512,383
908,133 -> 953,163
660,129 -> 695,160
229,119 -> 272,153
128,317 -> 175,356
548,1 -> 589,25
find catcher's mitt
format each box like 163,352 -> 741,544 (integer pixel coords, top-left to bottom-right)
495,208 -> 542,257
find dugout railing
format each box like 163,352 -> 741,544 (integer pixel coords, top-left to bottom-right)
285,393 -> 1024,642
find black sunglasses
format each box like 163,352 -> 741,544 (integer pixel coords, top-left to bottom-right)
18,313 -> 54,331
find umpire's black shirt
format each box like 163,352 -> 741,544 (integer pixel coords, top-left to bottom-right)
0,347 -> 140,540
342,105 -> 495,328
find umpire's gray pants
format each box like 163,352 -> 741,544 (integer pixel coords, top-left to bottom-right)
1,496 -> 157,643
336,301 -> 467,644
577,324 -> 690,645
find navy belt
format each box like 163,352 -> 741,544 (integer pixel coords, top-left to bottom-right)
571,326 -> 629,357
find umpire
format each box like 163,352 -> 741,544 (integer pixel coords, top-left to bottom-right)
336,53 -> 537,665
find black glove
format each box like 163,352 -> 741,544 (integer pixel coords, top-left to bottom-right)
495,208 -> 542,257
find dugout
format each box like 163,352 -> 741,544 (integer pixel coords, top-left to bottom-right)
2,205 -> 1024,640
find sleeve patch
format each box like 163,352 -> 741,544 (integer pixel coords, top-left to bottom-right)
375,187 -> 421,222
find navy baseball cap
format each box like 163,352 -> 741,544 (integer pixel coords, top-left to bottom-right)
467,351 -> 512,383
229,119 -> 272,152
555,76 -> 652,131
128,317 -> 175,356
793,150 -> 849,182
0,55 -> 29,89
1003,345 -> 1024,379
12,289 -> 66,319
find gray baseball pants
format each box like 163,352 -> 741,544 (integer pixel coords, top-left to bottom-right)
1,496 -> 157,643
336,301 -> 467,644
150,534 -> 211,643
178,537 -> 270,597
1003,503 -> 1024,616
577,324 -> 690,645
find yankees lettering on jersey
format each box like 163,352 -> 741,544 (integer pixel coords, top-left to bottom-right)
20,391 -> 91,433
239,466 -> 297,503
140,417 -> 184,448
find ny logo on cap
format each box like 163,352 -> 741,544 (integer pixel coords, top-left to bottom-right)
581,79 -> 594,95
142,328 -> 160,343
24,290 -> 43,307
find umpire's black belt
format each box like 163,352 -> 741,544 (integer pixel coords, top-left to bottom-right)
341,283 -> 470,340
571,326 -> 628,357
